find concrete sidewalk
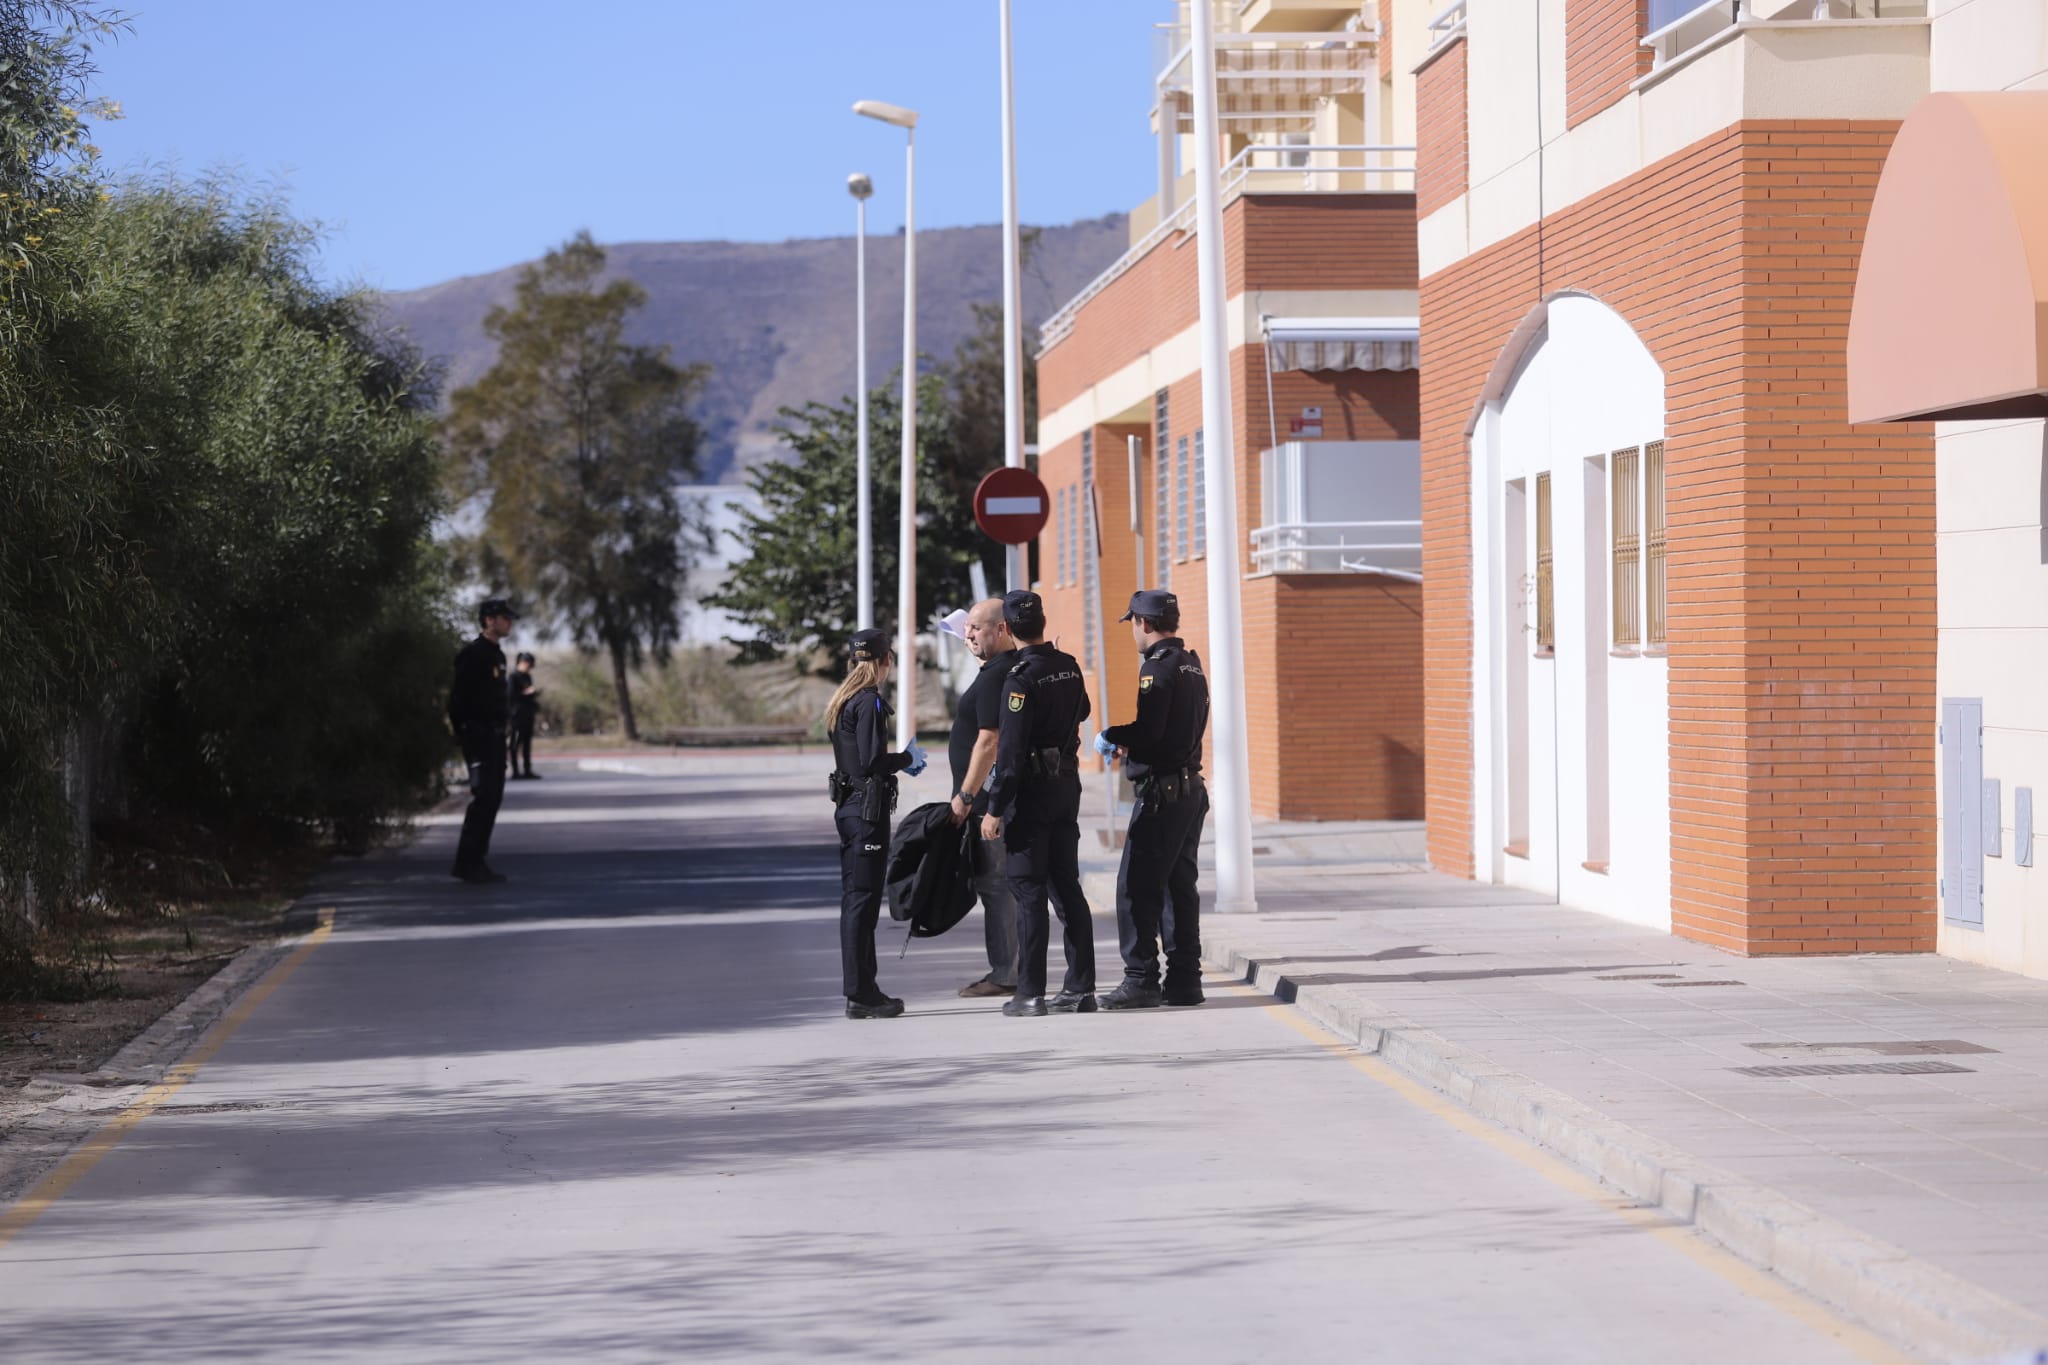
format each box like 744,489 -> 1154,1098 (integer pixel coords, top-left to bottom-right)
1079,818 -> 2048,1363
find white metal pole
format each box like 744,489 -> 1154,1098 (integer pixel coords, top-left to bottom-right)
1190,0 -> 1258,914
999,0 -> 1028,595
896,126 -> 918,750
855,193 -> 873,630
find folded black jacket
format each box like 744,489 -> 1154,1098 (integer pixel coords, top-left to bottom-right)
885,801 -> 978,938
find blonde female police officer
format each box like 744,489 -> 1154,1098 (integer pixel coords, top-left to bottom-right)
826,627 -> 928,1018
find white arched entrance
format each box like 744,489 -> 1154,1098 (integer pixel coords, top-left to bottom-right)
1468,294 -> 1671,928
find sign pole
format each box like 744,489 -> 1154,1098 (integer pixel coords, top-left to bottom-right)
1190,0 -> 1258,914
1086,483 -> 1118,843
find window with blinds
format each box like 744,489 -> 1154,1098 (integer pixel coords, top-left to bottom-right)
1535,472 -> 1555,655
1059,486 -> 1074,586
1154,389 -> 1171,590
1081,432 -> 1097,669
1611,447 -> 1640,649
1192,429 -> 1206,559
1645,439 -> 1667,647
1175,435 -> 1190,562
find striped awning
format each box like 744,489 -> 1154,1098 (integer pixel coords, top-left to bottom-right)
1263,317 -> 1420,373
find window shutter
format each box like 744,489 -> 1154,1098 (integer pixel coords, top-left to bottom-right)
1645,439 -> 1667,647
1535,472 -> 1555,655
1612,447 -> 1640,649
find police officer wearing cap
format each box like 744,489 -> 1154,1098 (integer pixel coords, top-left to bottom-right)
826,627 -> 929,1019
449,597 -> 518,884
1094,590 -> 1210,1008
980,590 -> 1097,1016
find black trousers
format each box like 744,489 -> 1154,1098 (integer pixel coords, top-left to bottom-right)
1115,780 -> 1208,987
508,715 -> 535,775
455,737 -> 507,872
835,801 -> 889,1001
1003,779 -> 1095,999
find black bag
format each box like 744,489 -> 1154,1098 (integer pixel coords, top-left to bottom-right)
884,802 -> 978,937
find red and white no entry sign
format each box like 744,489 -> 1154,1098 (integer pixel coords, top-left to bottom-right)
972,466 -> 1051,546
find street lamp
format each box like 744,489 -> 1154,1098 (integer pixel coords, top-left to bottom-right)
998,0 -> 1027,595
848,171 -> 875,631
853,98 -> 920,749
1187,2 -> 1258,914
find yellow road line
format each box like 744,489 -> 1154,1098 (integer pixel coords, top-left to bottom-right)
0,908 -> 337,1252
1220,975 -> 1917,1365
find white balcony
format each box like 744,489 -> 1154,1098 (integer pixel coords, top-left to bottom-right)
1253,440 -> 1422,578
1644,0 -> 1929,73
1154,4 -> 1379,135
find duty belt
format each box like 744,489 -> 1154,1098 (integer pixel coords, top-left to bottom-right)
1024,745 -> 1077,778
1138,768 -> 1202,804
829,771 -> 898,821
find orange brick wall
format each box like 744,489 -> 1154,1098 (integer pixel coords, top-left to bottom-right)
1040,194 -> 1420,415
1038,189 -> 1425,822
1416,39 -> 1467,219
1565,0 -> 1648,130
1419,121 -> 1936,954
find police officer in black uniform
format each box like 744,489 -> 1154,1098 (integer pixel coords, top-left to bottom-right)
828,628 -> 928,1019
449,597 -> 518,884
1095,590 -> 1211,1008
981,590 -> 1097,1017
507,652 -> 541,779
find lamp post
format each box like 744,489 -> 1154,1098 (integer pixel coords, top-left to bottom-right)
998,0 -> 1027,595
848,171 -> 875,631
853,99 -> 920,749
1188,0 -> 1258,914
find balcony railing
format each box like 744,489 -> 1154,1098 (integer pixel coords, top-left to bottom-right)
1425,1 -> 1468,56
1644,0 -> 1928,71
1250,522 -> 1423,577
1254,439 -> 1422,577
1039,142 -> 1415,352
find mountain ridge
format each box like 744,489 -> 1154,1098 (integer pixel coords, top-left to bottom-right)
377,214 -> 1130,484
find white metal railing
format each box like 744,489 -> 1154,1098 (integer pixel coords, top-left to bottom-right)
1643,0 -> 1928,71
1425,1 -> 1468,55
1038,142 -> 1417,352
1250,521 -> 1424,578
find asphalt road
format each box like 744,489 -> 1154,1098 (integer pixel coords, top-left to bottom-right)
0,756 -> 1906,1363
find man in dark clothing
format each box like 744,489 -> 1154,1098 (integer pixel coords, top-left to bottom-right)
948,598 -> 1019,997
1096,590 -> 1211,1008
449,598 -> 517,884
981,590 -> 1097,1017
507,652 -> 541,780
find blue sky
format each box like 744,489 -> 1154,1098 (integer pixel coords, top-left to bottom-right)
88,1 -> 1162,292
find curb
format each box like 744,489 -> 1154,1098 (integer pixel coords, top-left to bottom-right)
0,930 -> 305,1208
1190,912 -> 2048,1364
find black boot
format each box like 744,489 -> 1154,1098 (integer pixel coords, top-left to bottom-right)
1099,980 -> 1164,1010
846,994 -> 905,1019
1162,979 -> 1206,1007
1048,988 -> 1098,1013
1002,995 -> 1048,1017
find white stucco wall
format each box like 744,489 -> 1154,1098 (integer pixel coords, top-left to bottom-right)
1469,296 -> 1671,928
1926,7 -> 2048,979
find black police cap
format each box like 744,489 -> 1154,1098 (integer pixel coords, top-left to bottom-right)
1119,589 -> 1177,623
478,597 -> 520,623
848,628 -> 893,662
1002,590 -> 1044,630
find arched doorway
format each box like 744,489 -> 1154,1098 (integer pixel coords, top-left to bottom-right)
1468,294 -> 1671,928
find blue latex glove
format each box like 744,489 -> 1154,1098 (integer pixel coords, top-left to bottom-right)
903,741 -> 928,777
1092,731 -> 1118,759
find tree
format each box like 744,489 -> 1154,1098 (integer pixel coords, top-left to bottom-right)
706,372 -> 982,672
442,232 -> 708,741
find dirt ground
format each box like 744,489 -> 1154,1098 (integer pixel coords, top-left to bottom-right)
0,895 -> 299,1091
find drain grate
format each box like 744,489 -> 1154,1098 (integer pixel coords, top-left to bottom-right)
1746,1039 -> 1996,1060
1733,1060 -> 1976,1078
1596,973 -> 1682,981
1652,980 -> 1746,988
